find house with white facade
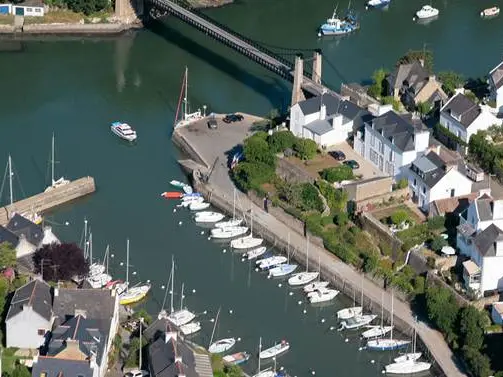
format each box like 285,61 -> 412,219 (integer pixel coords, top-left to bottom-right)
439,91 -> 501,151
488,60 -> 503,114
491,302 -> 503,324
289,93 -> 372,147
5,279 -> 53,349
353,109 -> 430,179
408,151 -> 473,213
456,195 -> 503,296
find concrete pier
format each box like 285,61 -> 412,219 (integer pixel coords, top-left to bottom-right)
0,176 -> 96,226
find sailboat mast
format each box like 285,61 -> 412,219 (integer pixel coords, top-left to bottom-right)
183,66 -> 188,119
232,189 -> 236,220
380,292 -> 384,328
89,232 -> 93,264
209,307 -> 221,348
126,239 -> 130,292
51,132 -> 55,184
8,155 -> 13,205
105,245 -> 109,275
287,233 -> 290,264
180,282 -> 184,310
170,256 -> 175,313
361,275 -> 364,308
390,292 -> 394,341
257,337 -> 262,374
306,236 -> 309,271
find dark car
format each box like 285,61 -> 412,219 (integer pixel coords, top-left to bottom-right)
329,150 -> 346,161
343,159 -> 360,169
207,117 -> 217,129
223,113 -> 244,123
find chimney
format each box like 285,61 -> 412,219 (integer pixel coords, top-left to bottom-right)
435,144 -> 441,155
165,331 -> 177,343
419,59 -> 425,67
319,102 -> 327,120
429,75 -> 436,81
496,239 -> 503,256
74,309 -> 87,318
54,287 -> 59,297
454,88 -> 465,96
390,136 -> 394,145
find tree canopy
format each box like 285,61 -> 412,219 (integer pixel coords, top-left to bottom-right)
267,131 -> 296,153
0,242 -> 17,269
438,71 -> 465,97
320,165 -> 354,183
33,243 -> 89,281
293,139 -> 318,160
396,49 -> 434,73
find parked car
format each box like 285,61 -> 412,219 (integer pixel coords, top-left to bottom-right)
343,160 -> 360,169
124,370 -> 149,377
207,117 -> 217,129
329,150 -> 346,161
223,113 -> 244,123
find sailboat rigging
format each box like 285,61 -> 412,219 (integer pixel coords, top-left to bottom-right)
45,133 -> 70,192
174,66 -> 203,129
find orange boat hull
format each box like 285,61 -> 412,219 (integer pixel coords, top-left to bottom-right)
161,191 -> 183,199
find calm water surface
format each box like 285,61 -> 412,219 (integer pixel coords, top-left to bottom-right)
1,0 -> 501,375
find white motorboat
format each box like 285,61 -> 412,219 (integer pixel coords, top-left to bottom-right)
337,306 -> 363,320
303,281 -> 330,293
259,340 -> 290,359
209,338 -> 236,354
170,180 -> 185,188
223,352 -> 251,366
182,185 -> 193,195
394,353 -> 421,363
168,309 -> 196,327
362,325 -> 393,339
87,273 -> 112,289
111,121 -> 137,141
231,235 -> 263,249
288,272 -> 319,286
44,133 -> 70,192
268,264 -> 298,277
180,321 -> 201,336
195,211 -> 225,223
308,288 -> 339,303
190,201 -> 210,211
481,6 -> 500,17
215,218 -> 243,228
340,314 -> 377,330
385,359 -> 431,374
415,5 -> 439,19
179,197 -> 204,207
257,256 -> 287,270
253,370 -> 275,377
244,247 -> 267,260
211,226 -> 249,239
89,262 -> 105,277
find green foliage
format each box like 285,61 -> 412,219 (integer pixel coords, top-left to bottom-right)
396,49 -> 434,73
413,275 -> 425,295
438,71 -> 465,97
333,211 -> 348,226
427,216 -> 445,231
463,347 -> 493,377
320,165 -> 354,183
64,0 -> 109,15
362,251 -> 379,273
469,131 -> 503,184
124,336 -> 147,368
243,134 -> 276,167
325,242 -> 358,265
11,364 -> 31,377
390,210 -> 410,225
0,242 -> 16,269
223,364 -> 244,377
267,131 -> 296,153
293,139 -> 318,160
305,213 -> 325,237
233,162 -> 275,192
434,122 -> 467,149
367,68 -> 388,99
416,101 -> 432,118
299,183 -> 324,212
132,309 -> 152,326
397,223 -> 429,252
430,236 -> 448,252
425,283 -> 460,346
320,216 -> 333,227
381,96 -> 401,111
459,306 -> 488,351
464,90 -> 478,103
316,180 -> 347,212
396,178 -> 408,190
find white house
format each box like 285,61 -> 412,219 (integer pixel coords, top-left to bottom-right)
289,93 -> 372,147
12,0 -> 44,16
489,60 -> 503,114
439,90 -> 501,150
408,151 -> 473,213
353,109 -> 430,179
491,302 -> 503,324
5,279 -> 53,349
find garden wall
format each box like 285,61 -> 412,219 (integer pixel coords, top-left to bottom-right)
359,212 -> 403,259
351,187 -> 409,213
344,176 -> 392,202
276,158 -> 315,184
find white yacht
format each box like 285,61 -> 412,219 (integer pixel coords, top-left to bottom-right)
231,235 -> 263,249
44,133 -> 70,192
308,288 -> 339,303
209,338 -> 236,354
303,281 -> 330,293
180,321 -> 201,336
211,226 -> 248,239
244,247 -> 267,260
194,211 -> 225,223
111,121 -> 137,141
259,340 -> 290,359
415,5 -> 439,19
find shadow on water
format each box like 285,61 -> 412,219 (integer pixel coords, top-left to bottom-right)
145,18 -> 291,105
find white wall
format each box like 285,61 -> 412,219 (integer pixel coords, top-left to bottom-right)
439,113 -> 468,141
496,88 -> 503,114
6,309 -> 50,349
440,107 -> 501,144
15,237 -> 36,258
290,105 -> 320,138
429,169 -> 473,203
481,255 -> 503,292
12,5 -> 44,16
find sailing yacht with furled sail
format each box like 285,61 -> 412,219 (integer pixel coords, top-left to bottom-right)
166,257 -> 196,327
44,133 -> 70,192
119,239 -> 151,305
174,67 -> 204,129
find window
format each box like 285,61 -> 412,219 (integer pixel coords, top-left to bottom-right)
40,373 -> 47,377
379,141 -> 384,154
37,329 -> 45,336
451,189 -> 455,197
369,149 -> 379,165
26,7 -> 32,11
422,186 -> 426,194
35,8 -> 41,12
370,133 -> 375,147
389,149 -> 394,162
413,178 -> 417,187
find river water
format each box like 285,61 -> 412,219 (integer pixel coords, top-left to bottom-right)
1,0 -> 501,375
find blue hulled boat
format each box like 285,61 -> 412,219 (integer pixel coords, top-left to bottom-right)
366,0 -> 391,9
318,5 -> 359,36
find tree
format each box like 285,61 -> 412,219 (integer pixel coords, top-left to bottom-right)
427,216 -> 445,231
425,283 -> 460,346
64,0 -> 110,15
416,101 -> 432,119
267,131 -> 296,153
430,236 -> 448,252
362,251 -> 379,273
0,276 -> 9,312
0,241 -> 17,269
233,162 -> 275,192
33,243 -> 89,281
459,306 -> 488,351
390,210 -> 410,225
396,49 -> 434,73
320,165 -> 354,183
243,136 -> 276,167
11,364 -> 31,377
333,211 -> 348,226
299,183 -> 324,212
438,71 -> 465,97
395,178 -> 408,189
381,96 -> 401,111
463,346 -> 493,377
293,139 -> 318,160
367,68 -> 387,99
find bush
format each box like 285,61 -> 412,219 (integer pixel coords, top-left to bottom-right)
390,209 -> 410,225
233,162 -> 275,192
430,236 -> 448,252
396,178 -> 408,189
293,139 -> 318,160
320,165 -> 354,183
320,216 -> 333,227
413,275 -> 426,295
326,243 -> 358,265
243,135 -> 276,167
268,131 -> 296,153
438,71 -> 465,97
299,183 -> 324,212
305,214 -> 324,237
382,96 -> 401,111
333,211 -> 348,226
362,251 -> 379,273
65,0 -> 110,15
427,216 -> 445,231
316,180 -> 347,212
397,223 -> 430,251
33,243 -> 89,281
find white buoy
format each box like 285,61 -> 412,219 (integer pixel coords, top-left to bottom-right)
169,290 -> 173,294
303,309 -> 307,314
371,360 -> 375,364
358,347 -> 363,351
229,309 -> 233,314
255,268 -> 259,272
207,237 -> 211,240
280,367 -> 284,371
345,338 -> 349,343
182,295 -> 185,299
111,254 -> 115,258
178,221 -> 183,225
311,371 -> 316,375
297,300 -> 302,305
278,283 -> 282,287
289,292 -> 293,296
241,258 -> 245,262
413,17 -> 416,21
223,249 -> 227,253
365,6 -> 368,10
210,318 -> 215,322
317,32 -> 322,37
237,337 -> 241,341
381,371 -> 385,374
192,289 -> 196,293
161,285 -> 166,289
329,326 -> 335,331
147,279 -> 151,283
222,249 -> 226,253
321,318 -> 325,323
65,221 -> 70,226
173,209 -> 177,213
200,231 -> 204,235
133,271 -> 137,275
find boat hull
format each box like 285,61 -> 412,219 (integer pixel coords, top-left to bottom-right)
288,272 -> 319,286
245,247 -> 267,260
366,339 -> 410,351
162,191 -> 184,199
231,236 -> 263,249
259,343 -> 290,359
268,264 -> 298,277
168,309 -> 196,327
385,361 -> 431,374
337,306 -> 362,320
180,322 -> 201,336
209,338 -> 236,354
308,289 -> 339,303
361,326 -> 393,339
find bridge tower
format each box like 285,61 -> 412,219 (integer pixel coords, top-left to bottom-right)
115,0 -> 143,23
291,49 -> 323,107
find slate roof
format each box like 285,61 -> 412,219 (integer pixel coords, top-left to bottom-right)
149,333 -> 201,377
6,213 -> 43,247
32,356 -> 93,377
431,193 -> 478,217
337,100 -> 374,131
473,223 -> 503,257
441,93 -> 481,128
47,315 -> 109,367
368,111 -> 427,152
52,288 -> 116,327
6,279 -> 52,321
297,93 -> 342,116
0,226 -> 19,248
388,60 -> 429,91
457,222 -> 476,238
475,197 -> 493,221
490,61 -> 503,90
304,119 -> 333,135
144,316 -> 169,342
410,151 -> 452,189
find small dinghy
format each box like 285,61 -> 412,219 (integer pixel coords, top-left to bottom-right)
288,272 -> 319,286
481,6 -> 499,17
180,321 -> 201,336
161,191 -> 183,199
183,192 -> 203,198
244,246 -> 267,260
170,180 -> 186,188
361,325 -> 393,339
367,338 -> 410,351
209,338 -> 236,354
223,352 -> 251,365
215,218 -> 243,228
190,201 -> 210,211
195,211 -> 225,223
231,235 -> 263,250
257,256 -> 287,270
303,281 -> 330,293
337,306 -> 362,320
308,288 -> 339,303
259,340 -> 290,359
211,226 -> 249,239
268,264 -> 298,277
179,197 -> 204,207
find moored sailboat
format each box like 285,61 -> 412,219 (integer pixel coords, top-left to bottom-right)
208,307 -> 236,354
44,133 -> 70,192
174,67 -> 204,129
288,238 -> 318,286
195,211 -> 225,223
337,276 -> 364,320
119,239 -> 151,305
244,246 -> 267,260
259,340 -> 290,359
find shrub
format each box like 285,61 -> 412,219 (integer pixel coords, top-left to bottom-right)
320,165 -> 354,183
390,209 -> 410,225
33,243 -> 89,281
299,183 -> 324,212
382,96 -> 401,111
233,162 -> 275,192
361,251 -> 379,273
268,131 -> 296,153
293,139 -> 318,160
397,223 -> 430,251
327,243 -> 358,265
427,216 -> 445,231
413,275 -> 426,295
379,241 -> 392,257
305,214 -> 324,237
243,135 -> 276,167
320,216 -> 333,227
430,236 -> 448,252
316,180 -> 347,212
333,211 -> 348,226
395,178 -> 408,189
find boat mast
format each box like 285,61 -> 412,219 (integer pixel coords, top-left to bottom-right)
380,292 -> 384,329
208,307 -> 221,349
126,238 -> 130,293
390,292 -> 394,341
232,188 -> 236,220
180,282 -> 185,310
170,256 -> 175,313
183,66 -> 188,120
306,236 -> 309,272
104,245 -> 109,275
287,232 -> 290,264
257,337 -> 262,374
8,155 -> 13,205
360,275 -> 364,309
51,132 -> 55,185
161,262 -> 173,312
89,232 -> 93,264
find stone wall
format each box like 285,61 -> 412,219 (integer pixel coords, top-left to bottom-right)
276,158 -> 315,184
340,83 -> 380,108
344,176 -> 392,202
353,188 -> 409,213
359,212 -> 403,258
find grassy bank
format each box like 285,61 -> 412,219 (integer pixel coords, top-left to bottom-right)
0,14 -> 14,25
24,9 -> 112,24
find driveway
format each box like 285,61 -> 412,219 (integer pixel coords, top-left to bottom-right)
328,141 -> 385,180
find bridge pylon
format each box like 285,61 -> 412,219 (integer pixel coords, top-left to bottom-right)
291,54 -> 306,107
115,0 -> 143,23
312,49 -> 322,85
